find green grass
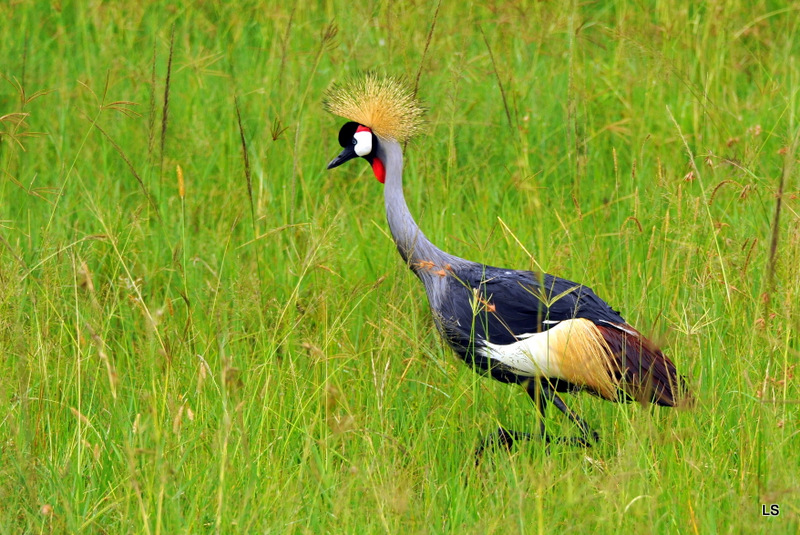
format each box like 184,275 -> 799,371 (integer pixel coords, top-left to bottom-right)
2,0 -> 799,532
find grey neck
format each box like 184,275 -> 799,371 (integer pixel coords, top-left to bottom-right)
378,138 -> 459,270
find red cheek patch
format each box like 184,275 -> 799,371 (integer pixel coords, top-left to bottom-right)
372,158 -> 385,184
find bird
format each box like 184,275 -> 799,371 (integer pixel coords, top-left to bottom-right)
324,73 -> 689,452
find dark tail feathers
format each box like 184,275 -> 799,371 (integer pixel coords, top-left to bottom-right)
596,323 -> 690,407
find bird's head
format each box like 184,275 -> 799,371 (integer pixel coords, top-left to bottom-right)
327,122 -> 385,183
324,73 -> 423,184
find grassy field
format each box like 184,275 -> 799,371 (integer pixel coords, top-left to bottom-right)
2,0 -> 799,532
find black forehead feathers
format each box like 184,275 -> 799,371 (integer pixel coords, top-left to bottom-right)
337,121 -> 361,148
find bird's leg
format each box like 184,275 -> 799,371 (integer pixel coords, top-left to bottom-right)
474,379 -> 550,461
528,380 -> 548,439
538,380 -> 600,445
474,427 -> 532,463
474,380 -> 600,463
525,380 -> 565,446
474,381 -> 550,463
473,427 -> 525,464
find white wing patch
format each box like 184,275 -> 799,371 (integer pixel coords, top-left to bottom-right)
480,320 -> 582,378
481,318 -> 618,398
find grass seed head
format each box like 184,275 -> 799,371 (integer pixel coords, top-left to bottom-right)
177,164 -> 185,199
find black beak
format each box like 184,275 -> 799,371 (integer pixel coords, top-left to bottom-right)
327,144 -> 359,169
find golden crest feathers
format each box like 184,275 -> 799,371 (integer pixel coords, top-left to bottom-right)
324,73 -> 424,142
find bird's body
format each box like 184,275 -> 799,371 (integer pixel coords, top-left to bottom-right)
325,75 -> 688,447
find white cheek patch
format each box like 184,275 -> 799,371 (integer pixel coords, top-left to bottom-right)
353,130 -> 373,157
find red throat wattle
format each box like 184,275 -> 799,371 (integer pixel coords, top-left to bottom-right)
372,158 -> 386,184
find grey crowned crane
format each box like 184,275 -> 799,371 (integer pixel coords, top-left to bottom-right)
325,74 -> 689,451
